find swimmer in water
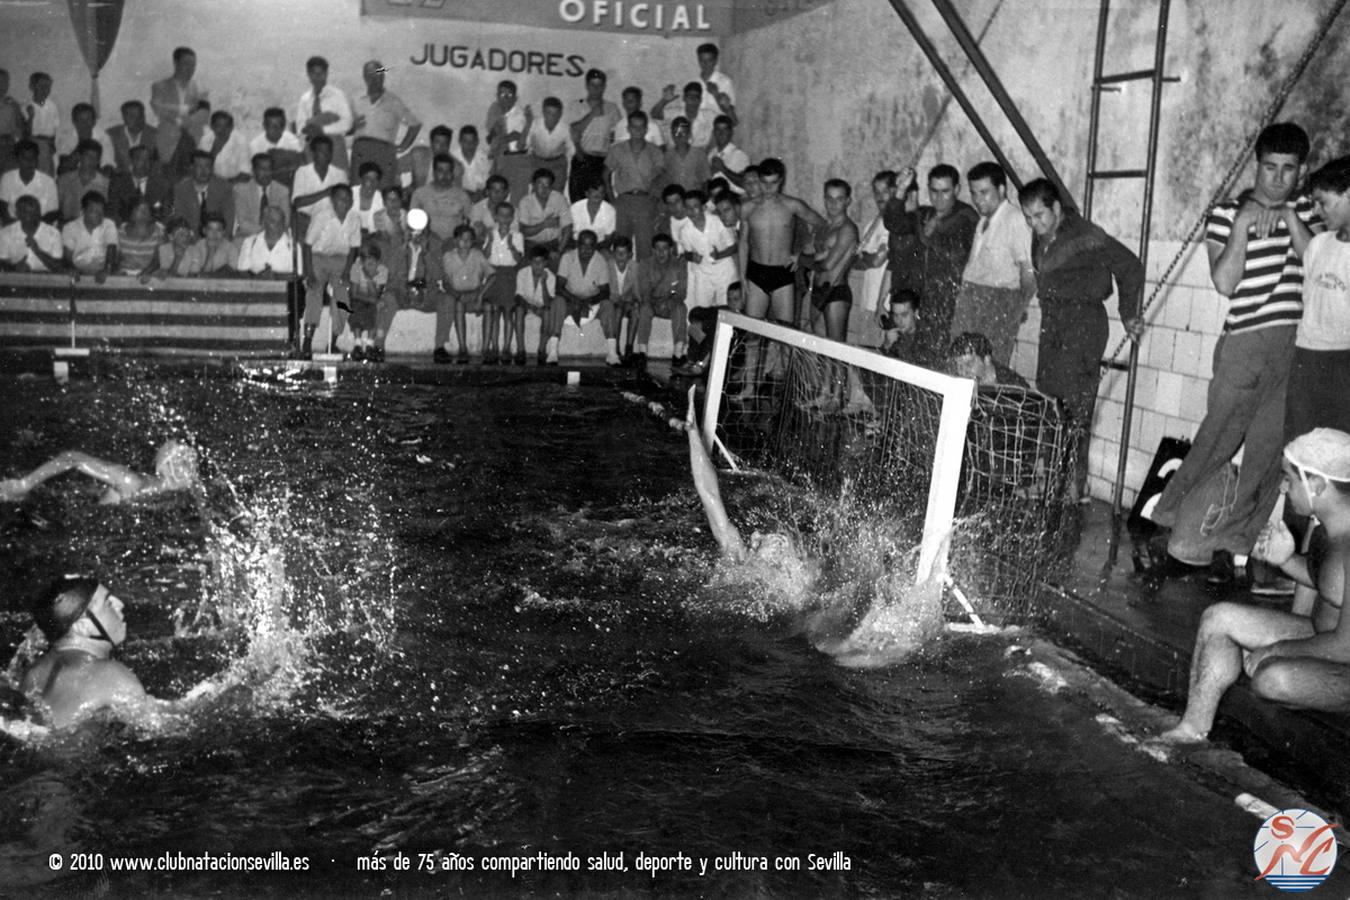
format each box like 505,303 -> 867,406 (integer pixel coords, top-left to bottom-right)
20,576 -> 157,729
683,387 -> 820,597
0,439 -> 200,505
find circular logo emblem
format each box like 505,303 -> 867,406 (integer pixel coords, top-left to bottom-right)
1254,808 -> 1339,892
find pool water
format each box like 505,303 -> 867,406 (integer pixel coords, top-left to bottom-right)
0,370 -> 1341,898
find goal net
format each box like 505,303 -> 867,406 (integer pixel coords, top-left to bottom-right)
701,312 -> 1079,622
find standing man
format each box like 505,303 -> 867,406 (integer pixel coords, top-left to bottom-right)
249,107 -> 306,188
150,47 -> 207,177
652,82 -> 718,151
897,164 -> 979,357
106,101 -> 159,175
605,111 -> 663,261
1151,123 -> 1318,584
854,170 -> 900,343
694,43 -> 735,120
526,97 -> 573,196
350,60 -> 421,193
707,116 -> 749,197
951,161 -> 1036,365
486,81 -> 533,202
296,56 -> 352,171
661,118 -> 709,194
1019,178 -> 1144,502
0,69 -> 21,172
612,87 -> 664,148
567,69 -> 621,202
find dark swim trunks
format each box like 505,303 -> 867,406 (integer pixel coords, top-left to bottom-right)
810,281 -> 853,312
746,259 -> 795,294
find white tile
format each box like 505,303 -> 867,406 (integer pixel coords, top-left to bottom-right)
1172,330 -> 1204,377
1145,328 -> 1176,371
1155,370 -> 1185,417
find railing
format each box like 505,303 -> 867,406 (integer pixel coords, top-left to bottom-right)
0,273 -> 296,356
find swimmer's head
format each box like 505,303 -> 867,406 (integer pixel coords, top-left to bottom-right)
154,440 -> 200,489
748,530 -> 821,591
32,576 -> 125,645
1283,429 -> 1350,515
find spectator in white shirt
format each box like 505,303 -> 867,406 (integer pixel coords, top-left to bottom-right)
613,87 -> 665,148
1,140 -> 59,222
24,72 -> 59,174
569,181 -> 617,250
301,183 -> 362,354
199,111 -> 253,183
0,195 -> 64,271
452,125 -> 492,202
526,97 -> 573,197
708,116 -> 750,197
238,205 -> 297,277
695,43 -> 736,118
291,135 -> 348,220
296,56 -> 352,170
249,107 -> 305,187
58,102 -> 113,177
61,190 -> 119,279
652,82 -> 719,151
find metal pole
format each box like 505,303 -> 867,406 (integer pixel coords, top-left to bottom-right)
1110,0 -> 1171,519
885,0 -> 1022,191
928,0 -> 1077,212
1082,0 -> 1111,220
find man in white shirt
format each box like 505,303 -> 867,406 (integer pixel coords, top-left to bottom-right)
526,97 -> 573,197
652,83 -> 719,151
296,56 -> 352,170
301,183 -> 361,354
486,80 -> 533,203
291,136 -> 348,220
678,189 -> 738,310
553,229 -> 611,364
57,103 -> 113,177
249,107 -> 306,188
612,87 -> 665,148
61,191 -> 119,279
569,181 -> 617,250
949,161 -> 1036,365
1,140 -> 59,222
0,194 -> 63,271
24,72 -> 59,174
199,111 -> 252,182
707,116 -> 749,197
238,205 -> 296,277
854,170 -> 899,329
451,125 -> 492,201
695,43 -> 736,118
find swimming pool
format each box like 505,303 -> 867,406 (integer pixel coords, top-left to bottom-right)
0,369 -> 1338,897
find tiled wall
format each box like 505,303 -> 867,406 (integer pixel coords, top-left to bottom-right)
1010,238 -> 1224,505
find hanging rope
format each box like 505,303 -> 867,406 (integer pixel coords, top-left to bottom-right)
1101,0 -> 1348,370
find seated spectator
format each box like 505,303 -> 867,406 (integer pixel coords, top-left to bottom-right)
1,140 -> 59,223
57,139 -> 110,223
554,229 -> 612,364
452,124 -> 491,202
348,240 -> 390,362
613,86 -> 665,148
569,180 -> 616,250
372,185 -> 432,314
0,194 -> 64,272
56,102 -> 113,177
116,198 -> 165,275
514,244 -> 559,365
107,100 -> 159,174
635,233 -> 688,365
248,106 -> 305,187
108,145 -> 173,222
355,162 -> 386,235
606,234 -> 642,364
173,150 -> 235,236
301,183 -> 362,354
25,72 -> 58,175
469,175 -> 510,241
142,216 -> 199,280
656,184 -> 688,246
183,212 -> 236,277
411,153 -> 471,244
232,153 -> 290,239
291,135 -> 348,221
237,205 -> 296,278
434,224 -> 490,364
948,331 -> 1029,387
409,124 -> 455,192
61,191 -> 118,280
199,110 -> 251,182
516,168 -> 571,266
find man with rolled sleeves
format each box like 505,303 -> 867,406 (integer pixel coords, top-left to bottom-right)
568,69 -> 621,202
1019,178 -> 1143,502
605,112 -> 663,262
351,60 -> 421,193
296,56 -> 352,171
486,80 -> 533,203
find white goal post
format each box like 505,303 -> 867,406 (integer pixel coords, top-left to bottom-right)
701,311 -> 975,585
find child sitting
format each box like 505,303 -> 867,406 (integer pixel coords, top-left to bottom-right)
348,241 -> 389,362
435,224 -> 490,364
514,245 -> 558,366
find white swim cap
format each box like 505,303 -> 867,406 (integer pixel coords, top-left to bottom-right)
1285,428 -> 1350,482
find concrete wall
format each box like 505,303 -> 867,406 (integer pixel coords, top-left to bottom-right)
725,0 -> 1350,503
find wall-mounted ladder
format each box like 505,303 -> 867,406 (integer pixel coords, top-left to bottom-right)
1081,0 -> 1175,518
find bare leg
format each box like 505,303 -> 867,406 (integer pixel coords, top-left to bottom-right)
1251,657 -> 1350,713
1159,602 -> 1315,743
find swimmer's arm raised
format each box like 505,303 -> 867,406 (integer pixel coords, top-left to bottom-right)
685,389 -> 746,562
2,451 -> 147,503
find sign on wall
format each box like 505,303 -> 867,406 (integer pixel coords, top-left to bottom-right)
363,0 -> 733,37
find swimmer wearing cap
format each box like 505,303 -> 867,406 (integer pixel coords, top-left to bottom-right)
0,439 -> 200,505
1160,428 -> 1350,744
20,577 -> 151,728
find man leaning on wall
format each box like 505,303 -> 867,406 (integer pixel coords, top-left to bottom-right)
1151,123 -> 1320,592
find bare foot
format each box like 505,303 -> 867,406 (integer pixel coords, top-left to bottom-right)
1155,722 -> 1207,745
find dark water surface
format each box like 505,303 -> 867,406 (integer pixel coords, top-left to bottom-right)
0,371 -> 1339,898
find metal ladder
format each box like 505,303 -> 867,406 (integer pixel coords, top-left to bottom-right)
1081,0 -> 1175,520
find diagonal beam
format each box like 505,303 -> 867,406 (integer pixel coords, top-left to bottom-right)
928,0 -> 1077,211
885,0 -> 1022,192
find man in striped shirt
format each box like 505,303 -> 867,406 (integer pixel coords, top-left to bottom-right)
1153,123 -> 1320,590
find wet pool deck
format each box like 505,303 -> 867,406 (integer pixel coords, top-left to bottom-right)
4,349 -> 1348,819
1044,500 -> 1350,819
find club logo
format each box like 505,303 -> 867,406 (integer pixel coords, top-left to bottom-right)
1254,808 -> 1338,892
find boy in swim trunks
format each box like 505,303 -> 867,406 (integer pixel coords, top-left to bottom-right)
0,439 -> 200,505
1159,428 -> 1350,744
